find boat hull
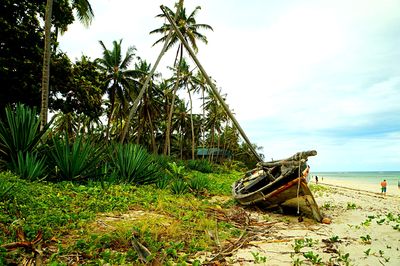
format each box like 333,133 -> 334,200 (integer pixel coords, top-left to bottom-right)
232,150 -> 323,222
233,177 -> 322,221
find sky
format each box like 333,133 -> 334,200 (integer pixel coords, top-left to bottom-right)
59,0 -> 400,171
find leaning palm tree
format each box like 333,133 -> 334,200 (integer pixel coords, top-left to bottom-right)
97,39 -> 138,140
150,1 -> 213,156
40,0 -> 94,129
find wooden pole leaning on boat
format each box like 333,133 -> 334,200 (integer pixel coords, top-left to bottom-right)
160,5 -> 263,163
258,150 -> 317,167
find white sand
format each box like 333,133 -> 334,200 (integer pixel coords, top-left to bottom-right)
206,179 -> 400,265
316,178 -> 400,197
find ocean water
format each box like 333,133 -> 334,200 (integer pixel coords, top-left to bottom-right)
311,171 -> 400,187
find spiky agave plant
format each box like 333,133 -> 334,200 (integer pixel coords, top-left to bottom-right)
10,151 -> 47,181
110,143 -> 160,185
0,104 -> 52,168
49,134 -> 104,180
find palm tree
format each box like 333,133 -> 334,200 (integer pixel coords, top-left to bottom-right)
97,39 -> 138,140
194,70 -> 211,158
133,60 -> 163,153
173,99 -> 191,159
169,59 -> 199,159
204,89 -> 228,162
40,0 -> 94,129
40,0 -> 54,130
150,1 -> 213,156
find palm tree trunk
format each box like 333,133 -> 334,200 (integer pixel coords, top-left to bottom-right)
136,114 -> 142,144
164,44 -> 183,155
187,87 -> 195,160
40,0 -> 53,130
210,126 -> 215,162
201,87 -> 206,160
180,129 -> 183,160
105,89 -> 115,140
163,80 -> 179,155
147,111 -> 157,153
217,128 -> 221,163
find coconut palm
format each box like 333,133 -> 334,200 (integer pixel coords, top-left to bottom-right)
168,59 -> 199,159
193,70 -> 212,158
97,39 -> 138,140
172,99 -> 191,159
150,1 -> 213,156
40,0 -> 94,129
204,89 -> 229,162
132,60 -> 163,153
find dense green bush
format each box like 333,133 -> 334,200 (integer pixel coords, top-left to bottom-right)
10,151 -> 47,180
188,174 -> 210,194
155,175 -> 172,189
0,104 -> 51,169
152,154 -> 174,170
170,179 -> 188,195
187,159 -> 213,173
49,134 -> 104,180
110,143 -> 160,185
0,172 -> 15,201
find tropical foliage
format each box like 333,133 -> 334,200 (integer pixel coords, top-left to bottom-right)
10,151 -> 47,181
49,134 -> 103,180
109,143 -> 160,184
0,104 -> 50,168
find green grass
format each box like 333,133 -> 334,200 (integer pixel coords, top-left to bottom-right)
0,170 -> 242,264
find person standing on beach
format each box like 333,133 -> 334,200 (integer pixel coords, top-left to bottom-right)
380,179 -> 387,196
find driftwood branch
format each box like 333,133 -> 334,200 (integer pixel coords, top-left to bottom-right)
258,150 -> 317,168
1,229 -> 43,266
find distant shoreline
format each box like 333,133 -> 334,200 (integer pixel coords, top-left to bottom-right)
310,177 -> 400,197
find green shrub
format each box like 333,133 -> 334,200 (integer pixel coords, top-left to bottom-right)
188,175 -> 210,194
10,151 -> 47,181
49,134 -> 104,180
110,143 -> 160,185
156,175 -> 171,190
167,162 -> 185,179
152,154 -> 173,170
0,173 -> 16,201
187,160 -> 213,173
170,179 -> 188,195
0,104 -> 51,168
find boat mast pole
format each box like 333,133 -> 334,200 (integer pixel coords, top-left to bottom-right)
160,5 -> 263,163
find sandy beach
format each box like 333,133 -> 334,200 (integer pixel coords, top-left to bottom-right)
205,179 -> 400,265
318,178 -> 400,197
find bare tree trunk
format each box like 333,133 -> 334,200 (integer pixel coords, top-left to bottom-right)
201,87 -> 206,160
147,111 -> 157,153
163,45 -> 183,155
40,0 -> 53,130
105,90 -> 115,141
187,87 -> 195,160
136,115 -> 142,145
163,80 -> 179,156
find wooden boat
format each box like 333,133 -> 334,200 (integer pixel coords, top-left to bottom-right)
232,150 -> 323,222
